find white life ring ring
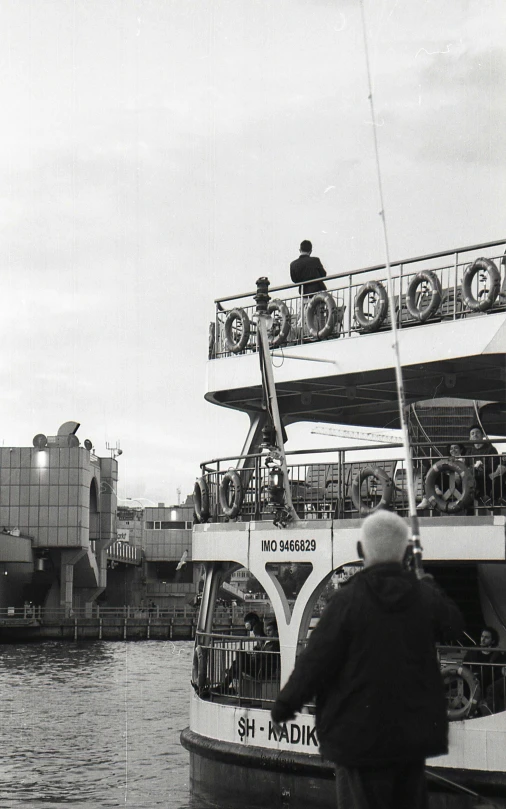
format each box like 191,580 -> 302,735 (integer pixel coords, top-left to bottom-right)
462,258 -> 501,312
351,466 -> 394,516
354,281 -> 389,332
193,477 -> 210,523
424,459 -> 475,514
442,664 -> 481,720
267,299 -> 291,347
224,308 -> 251,353
305,292 -> 337,339
219,470 -> 243,519
192,645 -> 208,692
406,270 -> 442,322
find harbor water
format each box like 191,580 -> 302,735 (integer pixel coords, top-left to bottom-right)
1,639 -> 505,809
0,640 -> 196,809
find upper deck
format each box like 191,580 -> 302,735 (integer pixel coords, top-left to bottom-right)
207,239 -> 506,429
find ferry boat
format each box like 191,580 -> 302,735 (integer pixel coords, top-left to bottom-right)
181,238 -> 506,808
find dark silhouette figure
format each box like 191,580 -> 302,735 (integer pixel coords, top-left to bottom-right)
290,239 -> 327,295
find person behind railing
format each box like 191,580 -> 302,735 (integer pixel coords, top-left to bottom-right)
244,611 -> 265,649
255,617 -> 280,682
270,510 -> 464,809
290,239 -> 327,296
223,612 -> 265,692
417,443 -> 467,511
468,424 -> 506,507
465,627 -> 506,715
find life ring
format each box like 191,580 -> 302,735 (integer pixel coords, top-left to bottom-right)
351,466 -> 394,516
354,281 -> 389,332
192,644 -> 208,692
424,459 -> 475,514
193,477 -> 210,523
224,308 -> 251,353
462,258 -> 501,312
441,664 -> 481,720
406,270 -> 442,322
267,299 -> 291,347
306,292 -> 337,339
219,470 -> 243,519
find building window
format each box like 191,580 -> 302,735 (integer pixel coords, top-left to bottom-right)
160,521 -> 186,530
145,521 -> 162,529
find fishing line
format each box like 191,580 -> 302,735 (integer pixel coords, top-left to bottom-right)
359,0 -> 422,574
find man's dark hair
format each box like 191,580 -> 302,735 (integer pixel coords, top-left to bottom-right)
469,423 -> 483,434
300,240 -> 312,253
244,612 -> 261,625
483,626 -> 499,646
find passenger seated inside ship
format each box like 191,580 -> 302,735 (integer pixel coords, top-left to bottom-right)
223,612 -> 265,691
255,617 -> 280,681
465,627 -> 506,715
244,611 -> 265,649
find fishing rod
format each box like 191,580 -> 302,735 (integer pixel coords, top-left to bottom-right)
359,0 -> 423,576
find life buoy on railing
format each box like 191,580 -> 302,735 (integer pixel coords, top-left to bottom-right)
406,270 -> 442,322
424,459 -> 475,514
462,257 -> 501,312
193,477 -> 210,523
267,299 -> 291,347
219,470 -> 243,519
441,664 -> 481,720
305,291 -> 337,339
224,308 -> 251,353
192,644 -> 208,693
351,466 -> 394,516
354,281 -> 389,332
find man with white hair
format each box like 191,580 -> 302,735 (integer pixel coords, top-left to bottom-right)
271,510 -> 463,809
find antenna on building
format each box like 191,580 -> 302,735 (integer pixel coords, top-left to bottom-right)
177,486 -> 181,505
106,441 -> 123,458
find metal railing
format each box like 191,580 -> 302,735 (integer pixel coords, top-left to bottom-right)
198,440 -> 506,522
0,605 -> 203,621
107,541 -> 143,564
439,645 -> 506,718
193,632 -> 281,706
210,239 -> 506,359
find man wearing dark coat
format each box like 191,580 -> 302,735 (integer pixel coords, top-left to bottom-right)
290,239 -> 327,295
271,510 -> 464,809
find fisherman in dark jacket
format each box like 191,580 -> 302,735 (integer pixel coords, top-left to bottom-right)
290,239 -> 327,295
271,510 -> 464,809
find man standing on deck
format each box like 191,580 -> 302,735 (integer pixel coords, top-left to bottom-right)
270,510 -> 464,809
290,239 -> 327,295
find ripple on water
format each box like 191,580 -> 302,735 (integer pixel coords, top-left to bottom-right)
0,640 -> 195,808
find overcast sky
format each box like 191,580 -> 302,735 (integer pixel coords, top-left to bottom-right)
0,0 -> 504,503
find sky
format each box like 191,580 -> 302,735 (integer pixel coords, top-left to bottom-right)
0,0 -> 504,503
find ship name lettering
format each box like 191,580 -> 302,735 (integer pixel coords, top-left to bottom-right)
238,716 -> 255,740
267,721 -> 318,747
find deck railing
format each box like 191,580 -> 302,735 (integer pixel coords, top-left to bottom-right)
193,632 -> 281,706
209,239 -> 506,359
438,645 -> 506,718
197,441 -> 506,523
192,635 -> 506,718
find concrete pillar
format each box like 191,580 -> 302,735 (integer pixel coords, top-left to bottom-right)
60,549 -> 86,616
